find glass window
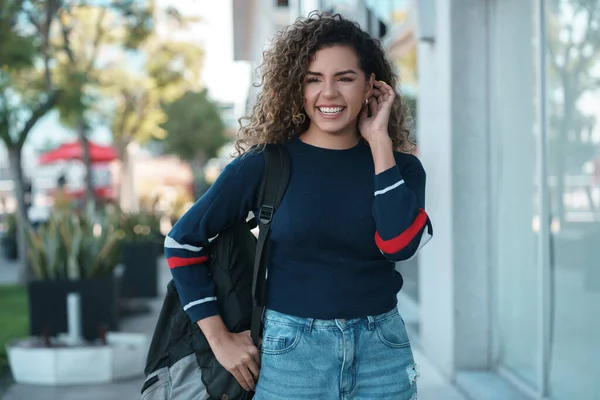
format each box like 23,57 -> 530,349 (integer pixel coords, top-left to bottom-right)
546,1 -> 600,398
490,0 -> 541,389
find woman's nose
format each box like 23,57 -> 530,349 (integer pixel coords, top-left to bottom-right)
321,80 -> 337,98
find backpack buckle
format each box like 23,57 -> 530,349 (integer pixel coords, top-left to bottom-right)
259,205 -> 274,224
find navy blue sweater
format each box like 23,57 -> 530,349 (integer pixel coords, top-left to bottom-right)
165,137 -> 433,323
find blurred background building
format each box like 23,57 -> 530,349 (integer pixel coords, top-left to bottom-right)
232,1 -> 599,399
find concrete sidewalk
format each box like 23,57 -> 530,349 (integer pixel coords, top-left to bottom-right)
1,258 -> 469,400
413,349 -> 469,400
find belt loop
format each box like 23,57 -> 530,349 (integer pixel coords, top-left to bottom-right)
367,315 -> 375,331
304,318 -> 314,333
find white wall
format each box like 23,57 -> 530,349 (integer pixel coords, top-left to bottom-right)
417,0 -> 493,377
416,0 -> 454,376
237,0 -> 288,112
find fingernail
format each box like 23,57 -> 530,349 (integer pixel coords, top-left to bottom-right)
378,80 -> 387,85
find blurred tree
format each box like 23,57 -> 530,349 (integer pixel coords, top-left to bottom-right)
160,90 -> 228,168
51,2 -> 154,208
97,10 -> 203,209
547,0 -> 600,223
0,0 -> 62,283
0,0 -> 159,282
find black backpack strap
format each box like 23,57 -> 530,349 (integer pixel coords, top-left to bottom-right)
250,144 -> 290,345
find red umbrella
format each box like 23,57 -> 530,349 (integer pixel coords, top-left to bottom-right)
39,140 -> 118,164
66,186 -> 115,199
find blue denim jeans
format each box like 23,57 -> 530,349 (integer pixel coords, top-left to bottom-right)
254,307 -> 418,399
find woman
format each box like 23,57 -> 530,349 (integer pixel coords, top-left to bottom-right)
165,12 -> 432,399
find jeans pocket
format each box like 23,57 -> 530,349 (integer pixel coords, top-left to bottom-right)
141,367 -> 169,400
375,312 -> 411,349
260,321 -> 302,355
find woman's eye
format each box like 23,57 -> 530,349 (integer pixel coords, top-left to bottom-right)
306,77 -> 353,83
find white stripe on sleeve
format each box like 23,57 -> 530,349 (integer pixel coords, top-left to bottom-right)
374,180 -> 405,196
164,236 -> 203,252
183,296 -> 217,311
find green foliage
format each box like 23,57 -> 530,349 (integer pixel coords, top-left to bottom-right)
171,188 -> 194,220
160,90 -> 228,162
55,71 -> 90,127
25,209 -> 123,281
118,195 -> 162,242
115,0 -> 155,49
0,284 -> 28,374
50,4 -> 155,129
102,36 -> 204,148
2,0 -> 204,150
0,0 -> 61,148
118,209 -> 161,243
0,0 -> 37,72
0,32 -> 37,71
2,212 -> 18,236
97,4 -> 204,150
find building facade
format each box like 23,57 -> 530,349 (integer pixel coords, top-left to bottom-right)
232,1 -> 600,399
414,1 -> 599,399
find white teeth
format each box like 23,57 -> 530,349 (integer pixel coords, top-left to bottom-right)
318,107 -> 344,114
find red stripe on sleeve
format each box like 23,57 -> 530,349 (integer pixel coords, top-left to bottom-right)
167,256 -> 209,269
375,208 -> 428,254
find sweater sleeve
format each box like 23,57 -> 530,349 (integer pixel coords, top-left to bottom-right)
372,155 -> 433,261
165,151 -> 264,323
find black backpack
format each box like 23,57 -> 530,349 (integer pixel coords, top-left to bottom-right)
142,145 -> 290,400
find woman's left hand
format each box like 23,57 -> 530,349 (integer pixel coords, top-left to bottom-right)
358,80 -> 396,145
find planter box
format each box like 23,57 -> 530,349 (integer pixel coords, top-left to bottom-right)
120,241 -> 158,298
154,233 -> 165,255
28,268 -> 123,341
1,235 -> 18,260
7,332 -> 148,385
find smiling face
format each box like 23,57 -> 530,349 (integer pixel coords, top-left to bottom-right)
303,45 -> 374,139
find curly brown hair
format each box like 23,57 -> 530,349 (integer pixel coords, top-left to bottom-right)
236,11 -> 415,155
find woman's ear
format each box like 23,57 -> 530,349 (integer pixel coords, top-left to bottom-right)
365,73 -> 376,95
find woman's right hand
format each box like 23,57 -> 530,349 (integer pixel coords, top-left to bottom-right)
210,330 -> 261,392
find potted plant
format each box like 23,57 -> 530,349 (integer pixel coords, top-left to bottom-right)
1,212 -> 18,260
139,195 -> 167,255
25,208 -> 124,341
169,188 -> 194,227
118,209 -> 161,299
